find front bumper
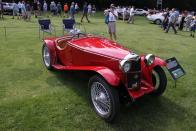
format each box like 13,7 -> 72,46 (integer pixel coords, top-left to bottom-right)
128,80 -> 154,100
147,15 -> 154,21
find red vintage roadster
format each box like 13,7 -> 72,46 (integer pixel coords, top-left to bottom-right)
42,33 -> 167,122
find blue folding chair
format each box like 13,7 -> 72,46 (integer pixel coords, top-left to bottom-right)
62,19 -> 81,35
38,19 -> 56,39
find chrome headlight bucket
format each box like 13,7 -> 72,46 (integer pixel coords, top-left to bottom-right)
120,60 -> 132,73
120,53 -> 139,73
145,54 -> 155,66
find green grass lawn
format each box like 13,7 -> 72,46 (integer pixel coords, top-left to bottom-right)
0,13 -> 196,131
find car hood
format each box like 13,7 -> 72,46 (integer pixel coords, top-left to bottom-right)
69,37 -> 131,60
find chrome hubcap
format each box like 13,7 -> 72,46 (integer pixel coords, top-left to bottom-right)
152,70 -> 160,90
43,46 -> 50,67
91,82 -> 111,117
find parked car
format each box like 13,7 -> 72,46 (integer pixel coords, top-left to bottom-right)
42,33 -> 168,122
147,12 -> 183,25
134,8 -> 148,16
2,2 -> 14,15
147,13 -> 164,25
118,11 -> 129,20
117,9 -> 129,20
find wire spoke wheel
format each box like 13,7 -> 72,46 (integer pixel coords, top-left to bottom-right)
91,82 -> 111,117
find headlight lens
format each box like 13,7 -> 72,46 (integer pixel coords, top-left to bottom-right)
123,62 -> 131,72
145,54 -> 155,66
120,60 -> 132,73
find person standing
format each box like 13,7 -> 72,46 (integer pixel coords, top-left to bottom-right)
75,3 -> 79,14
81,2 -> 90,23
0,0 -> 3,19
37,0 -> 41,16
18,1 -> 22,19
50,1 -> 56,16
63,3 -> 68,17
43,1 -> 48,17
185,14 -> 193,31
165,8 -> 177,34
162,8 -> 169,30
12,1 -> 19,19
21,1 -> 27,20
108,4 -> 118,40
87,3 -> 92,17
190,17 -> 196,38
57,2 -> 62,17
26,1 -> 31,21
69,2 -> 75,19
127,6 -> 135,24
179,11 -> 186,31
122,6 -> 126,22
33,0 -> 38,18
92,4 -> 96,16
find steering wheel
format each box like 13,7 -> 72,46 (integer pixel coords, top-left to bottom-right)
71,33 -> 87,39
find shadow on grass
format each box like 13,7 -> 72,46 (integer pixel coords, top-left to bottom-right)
47,70 -> 194,130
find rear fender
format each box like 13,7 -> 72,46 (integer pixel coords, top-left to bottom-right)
141,56 -> 166,83
43,40 -> 57,65
93,67 -> 120,87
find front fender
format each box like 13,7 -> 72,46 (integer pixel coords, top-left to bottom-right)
93,67 -> 120,87
52,65 -> 121,87
149,57 -> 166,70
141,56 -> 166,83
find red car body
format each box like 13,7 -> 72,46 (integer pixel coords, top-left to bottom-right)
43,34 -> 166,100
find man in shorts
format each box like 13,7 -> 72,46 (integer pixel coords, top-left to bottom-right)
108,4 -> 118,40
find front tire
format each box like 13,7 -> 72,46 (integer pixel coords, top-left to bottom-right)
151,66 -> 167,96
88,75 -> 120,122
155,19 -> 162,25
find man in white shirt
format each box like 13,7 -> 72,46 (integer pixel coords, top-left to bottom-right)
128,6 -> 135,24
108,4 -> 118,40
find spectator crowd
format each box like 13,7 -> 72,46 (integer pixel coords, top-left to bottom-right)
0,0 -> 195,39
0,0 -> 96,22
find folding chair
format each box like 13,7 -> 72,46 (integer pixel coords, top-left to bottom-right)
62,18 -> 81,35
38,19 -> 56,39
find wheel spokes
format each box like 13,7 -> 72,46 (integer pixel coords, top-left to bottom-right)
91,82 -> 111,116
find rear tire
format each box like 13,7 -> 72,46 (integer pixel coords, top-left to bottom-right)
88,75 -> 120,122
42,44 -> 53,70
151,66 -> 167,96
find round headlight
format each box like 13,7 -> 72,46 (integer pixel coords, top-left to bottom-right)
145,54 -> 155,66
123,62 -> 131,72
